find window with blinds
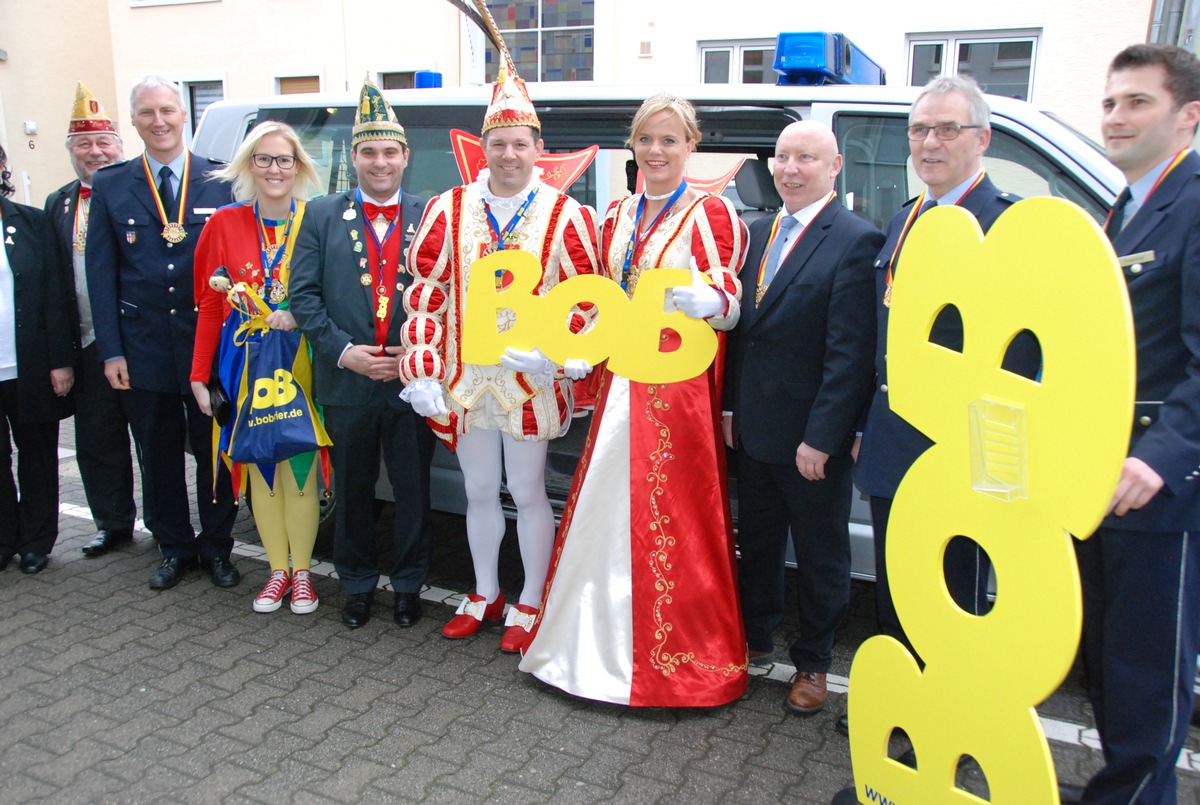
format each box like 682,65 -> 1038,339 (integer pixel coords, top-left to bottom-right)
278,76 -> 321,95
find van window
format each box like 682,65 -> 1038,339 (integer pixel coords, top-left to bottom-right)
833,111 -> 1108,230
259,105 -> 479,200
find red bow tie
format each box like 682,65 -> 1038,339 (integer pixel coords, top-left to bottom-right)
78,186 -> 92,200
362,202 -> 398,222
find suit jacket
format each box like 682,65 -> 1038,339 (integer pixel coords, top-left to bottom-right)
1103,150 -> 1200,532
85,153 -> 231,394
289,189 -> 430,408
855,175 -> 1026,499
726,201 -> 882,464
0,197 -> 75,421
43,180 -> 86,343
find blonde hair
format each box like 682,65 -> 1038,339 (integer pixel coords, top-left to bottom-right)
212,121 -> 320,203
627,93 -> 702,148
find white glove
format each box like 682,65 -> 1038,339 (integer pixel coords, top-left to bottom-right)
563,359 -> 593,381
671,257 -> 725,320
401,380 -> 449,417
500,347 -> 555,376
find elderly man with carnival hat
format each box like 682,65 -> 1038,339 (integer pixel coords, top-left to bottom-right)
290,80 -> 435,630
399,60 -> 599,653
45,82 -> 141,559
86,76 -> 238,591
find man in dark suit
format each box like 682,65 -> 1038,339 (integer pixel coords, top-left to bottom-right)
45,82 -> 140,559
1071,44 -> 1200,805
290,80 -> 435,630
86,76 -> 238,590
0,145 -> 76,573
853,76 -> 1025,666
724,121 -> 882,714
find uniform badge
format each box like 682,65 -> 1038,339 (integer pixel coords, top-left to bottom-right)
4,237 -> 12,246
359,258 -> 368,270
360,273 -> 372,286
5,226 -> 15,234
343,207 -> 356,221
350,230 -> 359,240
354,241 -> 363,253
125,231 -> 136,244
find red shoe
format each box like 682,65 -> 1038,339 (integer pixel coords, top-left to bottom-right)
290,569 -> 319,614
442,593 -> 505,638
500,603 -> 538,653
253,570 -> 291,613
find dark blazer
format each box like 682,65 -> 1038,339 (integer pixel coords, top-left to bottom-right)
854,175 -> 1023,499
726,201 -> 882,464
1103,150 -> 1200,532
289,189 -> 429,408
43,180 -> 85,340
0,197 -> 74,421
85,153 -> 231,394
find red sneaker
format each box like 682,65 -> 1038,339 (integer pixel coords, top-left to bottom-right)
442,593 -> 505,638
290,569 -> 319,614
253,570 -> 291,613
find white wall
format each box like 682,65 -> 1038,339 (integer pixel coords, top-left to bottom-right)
604,0 -> 1150,137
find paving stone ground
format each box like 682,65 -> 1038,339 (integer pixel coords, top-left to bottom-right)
0,419 -> 1195,803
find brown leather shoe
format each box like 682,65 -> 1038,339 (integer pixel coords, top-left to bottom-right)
787,671 -> 827,714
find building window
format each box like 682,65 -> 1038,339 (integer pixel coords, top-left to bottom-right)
380,71 -> 417,90
278,75 -> 321,95
485,0 -> 594,82
184,80 -> 224,134
908,30 -> 1039,101
700,41 -> 777,84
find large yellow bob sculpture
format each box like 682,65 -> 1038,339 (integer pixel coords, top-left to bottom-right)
847,198 -> 1134,804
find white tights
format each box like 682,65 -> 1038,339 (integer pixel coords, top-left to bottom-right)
454,428 -> 554,607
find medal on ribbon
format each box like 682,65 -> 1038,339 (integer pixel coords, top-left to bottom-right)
142,152 -> 191,244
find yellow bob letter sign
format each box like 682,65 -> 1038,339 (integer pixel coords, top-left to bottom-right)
459,250 -> 718,384
847,198 -> 1134,804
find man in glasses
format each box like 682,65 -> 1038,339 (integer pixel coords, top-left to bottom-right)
844,75 -> 1035,731
45,83 -> 141,562
86,76 -> 238,591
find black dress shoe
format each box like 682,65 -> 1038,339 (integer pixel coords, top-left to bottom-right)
343,592 -> 374,629
835,713 -> 850,737
205,556 -> 241,588
148,557 -> 196,590
0,551 -> 13,571
394,592 -> 422,627
19,553 -> 49,574
82,528 -> 133,557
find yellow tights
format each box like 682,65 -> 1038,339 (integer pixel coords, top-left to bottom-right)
248,462 -> 318,573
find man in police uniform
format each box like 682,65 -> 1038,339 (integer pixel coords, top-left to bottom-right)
854,76 -> 1029,653
45,82 -> 141,559
289,80 -> 434,630
1071,44 -> 1200,804
87,76 -> 238,590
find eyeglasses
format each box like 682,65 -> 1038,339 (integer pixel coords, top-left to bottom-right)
252,153 -> 297,169
907,124 -> 984,141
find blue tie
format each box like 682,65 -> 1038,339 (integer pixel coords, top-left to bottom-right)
1105,188 -> 1131,238
761,215 -> 798,288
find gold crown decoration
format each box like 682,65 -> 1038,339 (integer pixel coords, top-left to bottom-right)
351,78 -> 407,147
468,0 -> 541,134
68,81 -> 117,136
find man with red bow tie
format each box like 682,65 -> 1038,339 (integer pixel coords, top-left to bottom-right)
45,82 -> 140,561
290,80 -> 435,630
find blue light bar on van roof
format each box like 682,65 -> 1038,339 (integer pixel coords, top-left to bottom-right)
773,32 -> 886,86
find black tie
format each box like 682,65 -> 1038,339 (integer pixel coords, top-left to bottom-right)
917,197 -> 938,217
158,165 -> 175,217
1105,188 -> 1131,238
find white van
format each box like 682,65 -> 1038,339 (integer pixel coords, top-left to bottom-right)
193,82 -> 1123,580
